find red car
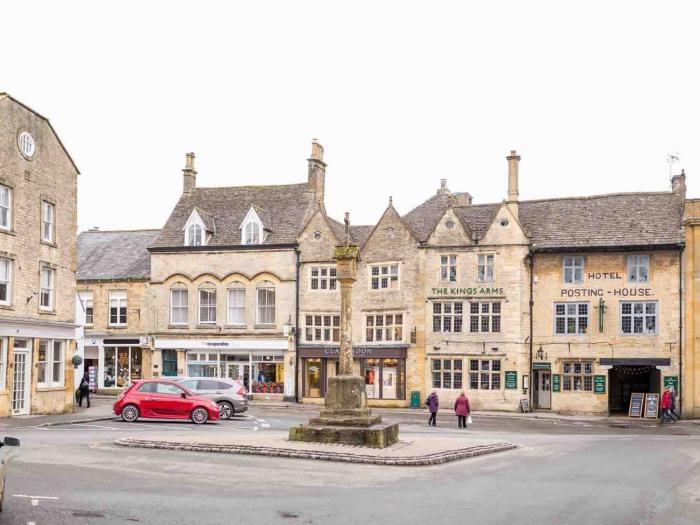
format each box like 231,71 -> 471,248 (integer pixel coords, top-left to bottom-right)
113,379 -> 220,424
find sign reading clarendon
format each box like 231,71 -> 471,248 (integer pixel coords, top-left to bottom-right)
297,346 -> 408,359
431,286 -> 505,296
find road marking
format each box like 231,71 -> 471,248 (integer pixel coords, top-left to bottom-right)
260,423 -> 271,428
13,495 -> 59,500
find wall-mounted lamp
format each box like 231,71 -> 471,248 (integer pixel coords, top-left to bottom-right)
535,345 -> 547,361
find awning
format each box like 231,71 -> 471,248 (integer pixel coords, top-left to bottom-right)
599,358 -> 671,367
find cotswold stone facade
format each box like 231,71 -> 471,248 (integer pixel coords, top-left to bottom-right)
0,93 -> 79,416
683,197 -> 700,419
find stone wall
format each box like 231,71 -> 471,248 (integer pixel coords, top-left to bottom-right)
684,199 -> 700,418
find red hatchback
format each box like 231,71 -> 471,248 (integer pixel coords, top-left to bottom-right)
113,380 -> 220,424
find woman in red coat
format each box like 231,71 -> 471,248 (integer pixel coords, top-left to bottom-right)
454,391 -> 470,429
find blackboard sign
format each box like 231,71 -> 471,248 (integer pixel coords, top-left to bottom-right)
628,392 -> 644,417
644,393 -> 659,419
552,374 -> 561,392
663,376 -> 678,393
520,398 -> 531,413
594,375 -> 606,394
505,371 -> 518,389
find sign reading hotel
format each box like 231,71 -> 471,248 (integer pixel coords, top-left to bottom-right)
431,286 -> 505,296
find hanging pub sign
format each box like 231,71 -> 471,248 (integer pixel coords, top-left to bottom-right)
552,374 -> 561,392
594,375 -> 606,394
628,392 -> 644,417
505,371 -> 518,389
644,393 -> 660,419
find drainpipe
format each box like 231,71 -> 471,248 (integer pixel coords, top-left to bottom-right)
679,247 -> 683,417
529,251 -> 535,407
294,248 -> 301,403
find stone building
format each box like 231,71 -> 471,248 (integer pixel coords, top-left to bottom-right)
0,93 -> 79,416
77,229 -> 160,390
683,195 -> 700,419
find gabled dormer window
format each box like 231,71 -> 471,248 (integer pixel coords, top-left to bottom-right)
183,210 -> 207,247
240,207 -> 264,245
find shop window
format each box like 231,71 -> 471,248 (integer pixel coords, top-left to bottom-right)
38,339 -> 63,387
41,200 -> 55,244
469,302 -> 501,333
39,266 -> 55,311
79,291 -> 93,325
252,360 -> 284,394
440,255 -> 457,282
256,281 -> 275,325
365,313 -> 403,342
170,285 -> 188,325
431,358 -> 463,389
554,302 -> 588,334
109,290 -> 127,326
0,184 -> 11,230
363,358 -> 405,399
563,256 -> 584,284
369,263 -> 399,290
310,265 -> 337,291
627,255 -> 649,283
304,358 -> 322,397
0,257 -> 11,306
198,285 -> 217,324
469,359 -> 500,390
304,314 -> 340,342
562,361 -> 593,391
104,348 -> 116,387
433,302 -> 463,332
187,352 -> 219,377
477,254 -> 494,282
112,347 -> 142,387
227,283 -> 246,325
620,301 -> 657,335
0,337 -> 6,390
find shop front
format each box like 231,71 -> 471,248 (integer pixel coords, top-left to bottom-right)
154,338 -> 292,400
298,345 -> 408,407
601,358 -> 668,415
84,336 -> 151,390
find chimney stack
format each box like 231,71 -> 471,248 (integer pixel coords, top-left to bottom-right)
506,150 -> 521,217
672,169 -> 686,196
307,139 -> 326,207
183,152 -> 197,193
437,178 -> 450,195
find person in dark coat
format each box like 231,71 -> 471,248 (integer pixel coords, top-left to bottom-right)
669,387 -> 680,422
426,391 -> 439,426
78,371 -> 91,408
454,391 -> 470,428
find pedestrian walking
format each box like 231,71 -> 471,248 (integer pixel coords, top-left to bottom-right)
426,391 -> 439,427
78,371 -> 91,408
454,391 -> 470,429
660,386 -> 672,424
669,387 -> 680,422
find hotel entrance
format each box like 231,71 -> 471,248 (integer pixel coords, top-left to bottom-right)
532,363 -> 552,410
607,362 -> 663,415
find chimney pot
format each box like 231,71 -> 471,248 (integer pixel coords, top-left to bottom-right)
437,178 -> 450,195
182,152 -> 197,193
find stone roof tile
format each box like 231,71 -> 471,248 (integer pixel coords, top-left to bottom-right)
78,229 -> 161,280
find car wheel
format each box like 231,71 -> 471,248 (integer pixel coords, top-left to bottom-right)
191,407 -> 209,424
121,404 -> 139,422
217,401 -> 233,420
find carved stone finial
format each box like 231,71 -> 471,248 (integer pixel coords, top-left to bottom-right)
344,211 -> 350,247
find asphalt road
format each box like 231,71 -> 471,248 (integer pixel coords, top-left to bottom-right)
1,404 -> 699,525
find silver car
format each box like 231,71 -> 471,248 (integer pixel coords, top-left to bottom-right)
0,436 -> 20,512
176,377 -> 248,419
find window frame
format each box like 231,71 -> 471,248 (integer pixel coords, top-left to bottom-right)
365,312 -> 404,343
477,254 -> 495,283
468,359 -> 501,390
198,285 -> 217,325
561,360 -> 594,392
243,221 -> 261,245
0,184 -> 12,231
620,300 -> 658,335
108,290 -> 128,326
0,257 -> 12,306
431,358 -> 464,389
39,266 -> 55,311
432,301 -> 464,333
37,339 -> 64,388
227,282 -> 246,326
256,281 -> 276,326
310,265 -> 338,291
78,290 -> 93,325
304,313 -> 341,343
627,254 -> 650,284
169,285 -> 189,326
369,263 -> 400,291
563,256 -> 584,284
41,200 -> 55,244
554,302 -> 589,335
468,301 -> 501,333
440,255 -> 457,283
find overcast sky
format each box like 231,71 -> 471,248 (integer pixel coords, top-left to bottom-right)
2,2 -> 699,232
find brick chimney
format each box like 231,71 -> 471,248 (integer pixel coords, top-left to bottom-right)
307,139 -> 326,206
672,169 -> 686,196
183,152 -> 197,193
506,150 -> 521,217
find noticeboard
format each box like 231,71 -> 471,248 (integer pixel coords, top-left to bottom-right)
505,371 -> 518,389
594,375 -> 606,394
628,392 -> 644,417
644,393 -> 660,419
663,376 -> 678,393
520,398 -> 531,413
552,374 -> 561,392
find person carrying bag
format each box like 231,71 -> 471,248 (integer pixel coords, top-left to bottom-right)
454,391 -> 470,429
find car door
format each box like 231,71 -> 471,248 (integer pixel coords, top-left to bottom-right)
197,379 -> 220,402
151,382 -> 188,418
134,382 -> 158,416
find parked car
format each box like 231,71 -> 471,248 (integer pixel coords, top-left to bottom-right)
175,377 -> 248,419
0,436 -> 20,512
113,380 -> 220,424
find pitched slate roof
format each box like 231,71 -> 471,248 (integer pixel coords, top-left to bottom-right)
151,184 -> 316,248
78,230 -> 161,280
406,191 -> 684,250
327,217 -> 374,248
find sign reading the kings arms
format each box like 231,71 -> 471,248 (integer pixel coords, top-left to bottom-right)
431,286 -> 505,296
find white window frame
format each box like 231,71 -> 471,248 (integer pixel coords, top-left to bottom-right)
78,290 -> 93,325
627,254 -> 650,283
227,283 -> 246,326
41,200 -> 55,244
469,359 -> 502,390
108,290 -> 128,326
620,301 -> 658,335
256,281 -> 276,325
0,184 -> 11,231
38,339 -> 64,388
440,255 -> 457,283
365,312 -> 404,342
369,263 -> 400,290
431,358 -> 463,389
432,302 -> 463,333
554,302 -> 589,335
477,254 -> 494,282
0,257 -> 12,306
198,285 -> 217,325
563,256 -> 584,284
240,207 -> 264,245
304,313 -> 341,343
39,266 -> 55,311
562,361 -> 594,392
170,285 -> 189,325
183,210 -> 207,247
468,301 -> 501,333
310,265 -> 337,291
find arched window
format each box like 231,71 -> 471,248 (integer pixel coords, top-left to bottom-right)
170,283 -> 189,325
227,281 -> 246,325
244,222 -> 260,245
186,223 -> 203,246
256,281 -> 275,325
198,283 -> 217,325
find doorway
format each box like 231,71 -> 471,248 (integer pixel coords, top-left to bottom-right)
11,339 -> 31,415
608,365 -> 661,414
224,363 -> 250,391
533,370 -> 551,409
162,350 -> 177,377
